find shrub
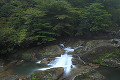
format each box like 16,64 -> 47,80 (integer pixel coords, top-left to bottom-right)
22,53 -> 31,60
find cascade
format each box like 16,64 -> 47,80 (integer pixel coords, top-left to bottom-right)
38,44 -> 83,75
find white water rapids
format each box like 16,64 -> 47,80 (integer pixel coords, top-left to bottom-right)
37,44 -> 83,75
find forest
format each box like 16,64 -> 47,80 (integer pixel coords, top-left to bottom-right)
0,0 -> 120,55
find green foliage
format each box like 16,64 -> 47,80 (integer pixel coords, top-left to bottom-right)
27,22 -> 56,45
0,17 -> 27,54
67,0 -> 94,8
0,3 -> 14,17
32,73 -> 39,80
22,53 -> 31,60
0,0 -> 120,55
76,3 -> 112,36
93,49 -> 120,66
95,0 -> 120,26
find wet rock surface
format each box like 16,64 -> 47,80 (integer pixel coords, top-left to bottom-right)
73,69 -> 106,80
40,58 -> 55,65
0,75 -> 19,80
73,40 -> 116,55
82,45 -> 116,62
102,59 -> 120,67
44,45 -> 64,56
63,64 -> 99,80
30,67 -> 64,80
69,39 -> 120,67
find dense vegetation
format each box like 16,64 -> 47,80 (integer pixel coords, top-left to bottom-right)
0,0 -> 120,55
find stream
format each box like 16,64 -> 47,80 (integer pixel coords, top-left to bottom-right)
38,45 -> 83,75
8,44 -> 83,76
6,44 -> 120,80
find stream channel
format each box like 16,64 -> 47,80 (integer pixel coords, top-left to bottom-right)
7,44 -> 120,80
8,44 -> 82,76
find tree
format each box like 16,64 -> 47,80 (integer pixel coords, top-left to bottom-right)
0,3 -> 14,17
75,3 -> 112,36
67,0 -> 95,8
22,7 -> 56,45
94,0 -> 120,26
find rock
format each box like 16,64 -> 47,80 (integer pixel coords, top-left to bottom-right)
17,45 -> 64,61
72,57 -> 84,66
44,45 -> 64,57
115,30 -> 120,38
18,75 -> 28,80
71,40 -> 85,48
40,58 -> 54,64
73,69 -> 106,80
16,60 -> 24,65
111,39 -> 120,44
111,38 -> 120,47
74,40 -> 120,67
36,53 -> 42,60
0,61 -> 19,80
102,59 -> 120,67
3,61 -> 17,71
71,39 -> 120,67
30,67 -> 64,80
75,40 -> 115,56
0,70 -> 14,79
30,52 -> 37,61
70,40 -> 118,63
82,45 -> 116,62
0,75 -> 19,80
62,65 -> 99,80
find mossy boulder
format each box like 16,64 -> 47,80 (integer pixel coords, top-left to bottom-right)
31,67 -> 64,80
73,40 -> 120,67
73,69 -> 106,80
75,40 -> 115,56
82,45 -> 116,63
92,49 -> 120,67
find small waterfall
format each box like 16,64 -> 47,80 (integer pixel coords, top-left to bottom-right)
59,44 -> 65,48
78,56 -> 85,64
38,44 -> 83,75
74,46 -> 83,50
36,61 -> 41,64
48,47 -> 74,74
36,58 -> 47,64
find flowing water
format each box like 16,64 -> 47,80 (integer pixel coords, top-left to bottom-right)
8,44 -> 82,76
5,44 -> 120,80
38,45 -> 82,75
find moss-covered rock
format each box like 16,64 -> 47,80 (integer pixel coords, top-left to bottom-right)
82,45 -> 116,63
75,40 -> 116,56
92,49 -> 120,67
14,45 -> 64,61
73,69 -> 106,80
31,67 -> 64,80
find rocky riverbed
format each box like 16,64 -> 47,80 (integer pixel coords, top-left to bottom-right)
0,38 -> 120,80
